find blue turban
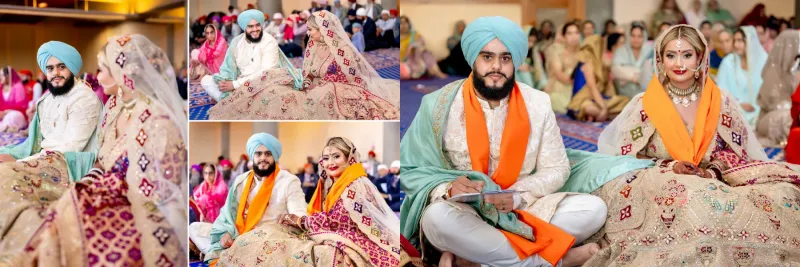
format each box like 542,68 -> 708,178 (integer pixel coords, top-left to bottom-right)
247,133 -> 282,161
237,9 -> 265,31
460,16 -> 527,70
36,41 -> 82,75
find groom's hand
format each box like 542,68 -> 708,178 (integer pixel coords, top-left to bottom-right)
485,194 -> 514,213
218,80 -> 234,92
449,176 -> 484,198
221,232 -> 234,248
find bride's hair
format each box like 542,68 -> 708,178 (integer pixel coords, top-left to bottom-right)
307,14 -> 319,29
658,25 -> 707,63
325,137 -> 352,159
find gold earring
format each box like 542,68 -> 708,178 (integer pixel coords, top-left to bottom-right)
694,70 -> 699,79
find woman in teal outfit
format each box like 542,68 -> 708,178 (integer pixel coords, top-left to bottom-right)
716,26 -> 767,127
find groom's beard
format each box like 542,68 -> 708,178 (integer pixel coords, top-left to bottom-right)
246,30 -> 263,43
472,68 -> 515,101
46,73 -> 76,96
253,161 -> 276,177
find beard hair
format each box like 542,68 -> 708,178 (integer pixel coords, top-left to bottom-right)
252,160 -> 276,177
246,30 -> 263,43
472,68 -> 515,101
46,73 -> 76,96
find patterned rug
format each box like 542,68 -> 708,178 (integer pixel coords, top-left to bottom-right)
189,48 -> 400,120
399,77 -> 787,161
0,131 -> 28,147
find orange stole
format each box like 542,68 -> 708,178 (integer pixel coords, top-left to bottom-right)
462,75 -> 575,265
236,168 -> 279,234
307,164 -> 367,214
642,76 -> 721,166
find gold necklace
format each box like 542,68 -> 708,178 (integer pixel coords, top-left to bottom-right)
121,98 -> 137,121
667,82 -> 699,107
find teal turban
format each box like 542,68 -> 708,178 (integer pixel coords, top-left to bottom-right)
247,133 -> 282,161
36,41 -> 82,75
238,10 -> 265,31
460,16 -> 527,70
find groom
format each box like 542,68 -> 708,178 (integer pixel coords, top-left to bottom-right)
400,16 -> 607,267
200,9 -> 282,101
0,41 -> 102,162
189,133 -> 307,264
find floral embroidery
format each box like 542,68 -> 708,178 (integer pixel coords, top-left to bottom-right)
621,144 -> 633,155
640,110 -> 648,122
124,75 -> 135,91
139,178 -> 154,197
630,126 -> 644,141
698,226 -> 711,235
349,68 -> 356,75
116,53 -> 127,68
343,58 -> 350,66
757,233 -> 769,243
619,205 -> 632,220
620,185 -> 632,198
116,36 -> 131,46
153,227 -> 170,246
362,216 -> 372,226
322,20 -> 329,27
353,202 -> 363,213
156,254 -> 174,267
732,132 -> 742,146
641,235 -> 655,246
662,234 -> 675,244
722,114 -> 732,128
337,49 -> 344,56
138,154 -> 150,172
347,190 -> 356,199
738,230 -> 750,240
139,109 -> 151,123
326,30 -> 334,37
136,129 -> 148,146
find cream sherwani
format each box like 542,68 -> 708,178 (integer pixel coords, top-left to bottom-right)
421,83 -> 607,267
27,79 -> 102,159
200,33 -> 281,101
189,169 -> 307,255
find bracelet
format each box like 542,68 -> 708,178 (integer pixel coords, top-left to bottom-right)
444,181 -> 454,200
297,216 -> 306,230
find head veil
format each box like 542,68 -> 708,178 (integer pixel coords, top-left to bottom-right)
758,29 -> 800,113
305,10 -> 400,106
598,24 -> 768,160
99,34 -> 189,252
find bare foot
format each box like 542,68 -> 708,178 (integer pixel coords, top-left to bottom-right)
562,243 -> 600,267
439,251 -> 454,267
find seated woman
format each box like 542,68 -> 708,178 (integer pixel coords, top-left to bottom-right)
716,26 -> 767,128
612,21 -> 655,98
787,84 -> 800,164
400,16 -> 448,79
21,34 -> 188,266
546,22 -> 580,114
708,28 -> 732,79
446,20 -> 465,52
755,30 -> 798,147
516,27 -> 547,89
585,24 -> 800,266
214,137 -> 408,266
0,67 -> 31,133
194,163 -> 229,223
196,24 -> 229,74
208,10 -> 399,120
567,35 -> 630,122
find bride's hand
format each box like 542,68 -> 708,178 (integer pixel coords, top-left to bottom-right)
673,161 -> 704,177
279,214 -> 305,229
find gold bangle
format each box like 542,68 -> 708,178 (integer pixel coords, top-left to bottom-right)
444,181 -> 454,199
297,216 -> 305,230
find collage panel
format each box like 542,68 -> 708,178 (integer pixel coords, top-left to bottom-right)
399,0 -> 800,267
187,121 -> 404,266
0,1 -> 188,266
188,0 -> 400,121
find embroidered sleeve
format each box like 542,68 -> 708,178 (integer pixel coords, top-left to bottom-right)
49,93 -> 102,153
428,182 -> 449,203
510,107 -> 570,204
706,135 -> 752,172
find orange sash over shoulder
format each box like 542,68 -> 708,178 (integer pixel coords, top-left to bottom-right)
235,167 -> 279,234
307,164 -> 367,214
642,76 -> 721,166
462,75 -> 574,265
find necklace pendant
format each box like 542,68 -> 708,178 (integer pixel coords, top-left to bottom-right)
681,97 -> 691,107
690,93 -> 698,102
125,111 -> 132,121
672,96 -> 680,105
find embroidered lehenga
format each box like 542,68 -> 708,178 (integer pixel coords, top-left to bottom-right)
208,10 -> 399,120
586,25 -> 800,266
19,35 -> 188,267
215,137 -> 407,267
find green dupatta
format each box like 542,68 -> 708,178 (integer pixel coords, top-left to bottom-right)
212,34 -> 303,100
0,99 -> 97,182
204,171 -> 249,262
399,79 -> 535,250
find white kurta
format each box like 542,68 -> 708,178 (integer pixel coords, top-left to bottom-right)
189,169 -> 307,253
201,34 -> 281,101
265,22 -> 286,45
376,18 -> 395,34
420,82 -> 607,266
36,80 -> 102,154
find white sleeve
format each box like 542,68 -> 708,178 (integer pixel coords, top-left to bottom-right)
33,83 -> 43,103
49,93 -> 102,153
233,36 -> 281,89
285,176 -> 310,216
508,107 -> 570,205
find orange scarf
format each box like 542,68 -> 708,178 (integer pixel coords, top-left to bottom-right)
462,75 -> 574,265
235,168 -> 279,234
307,164 -> 367,214
642,76 -> 721,166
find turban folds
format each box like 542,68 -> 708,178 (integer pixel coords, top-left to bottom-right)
37,41 -> 82,75
356,8 -> 366,17
246,133 -> 282,161
273,13 -> 284,20
237,9 -> 265,30
460,16 -> 527,70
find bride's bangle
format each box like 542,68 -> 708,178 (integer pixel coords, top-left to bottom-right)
297,216 -> 306,230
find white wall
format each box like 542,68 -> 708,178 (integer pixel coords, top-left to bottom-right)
614,0 -> 795,26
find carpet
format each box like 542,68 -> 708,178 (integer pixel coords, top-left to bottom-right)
189,48 -> 400,120
0,131 -> 28,147
399,77 -> 787,161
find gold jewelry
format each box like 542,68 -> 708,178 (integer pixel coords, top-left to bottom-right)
694,69 -> 700,79
121,98 -> 137,121
444,181 -> 454,199
296,216 -> 305,230
667,81 -> 699,107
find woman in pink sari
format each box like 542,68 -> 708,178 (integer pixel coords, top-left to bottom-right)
193,164 -> 228,223
0,66 -> 31,132
198,24 -> 228,74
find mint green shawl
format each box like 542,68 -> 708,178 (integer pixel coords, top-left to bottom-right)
399,80 -> 535,250
213,34 -> 303,100
0,106 -> 96,182
204,172 -> 249,262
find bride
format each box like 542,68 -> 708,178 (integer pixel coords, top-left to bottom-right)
208,10 -> 399,120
